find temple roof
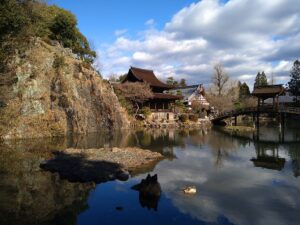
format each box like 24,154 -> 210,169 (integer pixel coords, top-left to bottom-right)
128,67 -> 173,89
252,85 -> 285,98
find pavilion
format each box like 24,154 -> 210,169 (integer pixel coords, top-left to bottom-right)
252,85 -> 285,109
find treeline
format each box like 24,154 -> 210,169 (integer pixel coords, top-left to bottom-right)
0,0 -> 95,72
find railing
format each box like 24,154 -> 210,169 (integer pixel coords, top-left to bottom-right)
211,105 -> 300,121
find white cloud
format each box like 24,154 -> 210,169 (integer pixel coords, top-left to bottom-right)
114,29 -> 128,37
145,19 -> 155,26
96,0 -> 300,86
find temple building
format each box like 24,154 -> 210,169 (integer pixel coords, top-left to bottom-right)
122,67 -> 182,120
170,84 -> 209,109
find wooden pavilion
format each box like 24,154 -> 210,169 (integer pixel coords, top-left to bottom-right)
252,85 -> 285,109
122,67 -> 182,112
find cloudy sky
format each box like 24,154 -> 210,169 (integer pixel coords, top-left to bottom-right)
51,0 -> 300,87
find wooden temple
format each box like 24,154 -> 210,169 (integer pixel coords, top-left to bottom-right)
122,67 -> 182,112
252,85 -> 285,109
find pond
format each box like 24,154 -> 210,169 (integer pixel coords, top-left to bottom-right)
0,122 -> 300,225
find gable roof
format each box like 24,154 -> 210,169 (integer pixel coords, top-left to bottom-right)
252,85 -> 285,98
129,67 -> 172,89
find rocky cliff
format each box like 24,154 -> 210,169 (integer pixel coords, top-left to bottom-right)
0,38 -> 129,139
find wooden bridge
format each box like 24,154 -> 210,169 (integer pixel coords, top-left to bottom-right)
211,106 -> 300,125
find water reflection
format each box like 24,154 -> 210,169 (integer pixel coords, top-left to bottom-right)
0,125 -> 299,225
251,143 -> 285,171
0,144 -> 93,225
131,174 -> 161,211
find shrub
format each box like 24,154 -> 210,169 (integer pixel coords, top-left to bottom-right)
189,114 -> 198,122
140,107 -> 151,118
179,114 -> 188,123
53,54 -> 65,69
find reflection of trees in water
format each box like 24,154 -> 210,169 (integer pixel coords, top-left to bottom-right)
0,146 -> 93,225
125,129 -> 212,159
207,130 -> 240,167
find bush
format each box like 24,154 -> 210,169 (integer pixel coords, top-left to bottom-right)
189,114 -> 198,122
179,114 -> 188,123
53,54 -> 65,69
140,107 -> 151,118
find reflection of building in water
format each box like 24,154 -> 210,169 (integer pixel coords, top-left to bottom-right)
131,174 -> 161,211
251,144 -> 285,171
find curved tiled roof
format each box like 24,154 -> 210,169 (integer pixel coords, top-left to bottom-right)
130,67 -> 173,89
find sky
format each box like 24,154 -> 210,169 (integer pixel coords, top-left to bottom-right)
50,0 -> 300,87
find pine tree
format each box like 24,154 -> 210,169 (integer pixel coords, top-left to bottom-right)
179,78 -> 187,87
239,82 -> 250,99
288,60 -> 300,100
254,72 -> 261,88
260,71 -> 268,86
254,71 -> 268,89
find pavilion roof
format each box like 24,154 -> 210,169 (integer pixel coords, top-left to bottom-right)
252,85 -> 285,98
129,67 -> 173,89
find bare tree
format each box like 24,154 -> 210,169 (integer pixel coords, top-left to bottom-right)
114,82 -> 154,115
212,63 -> 229,96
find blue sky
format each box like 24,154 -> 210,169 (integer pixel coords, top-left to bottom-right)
50,0 -> 197,43
50,0 -> 300,87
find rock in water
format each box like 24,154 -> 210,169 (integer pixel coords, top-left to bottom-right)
0,38 -> 129,139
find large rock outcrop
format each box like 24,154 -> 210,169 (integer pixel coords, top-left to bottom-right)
0,38 -> 129,139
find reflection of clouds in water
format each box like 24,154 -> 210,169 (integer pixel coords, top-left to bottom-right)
154,143 -> 300,225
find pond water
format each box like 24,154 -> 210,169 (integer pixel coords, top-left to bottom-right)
0,122 -> 300,225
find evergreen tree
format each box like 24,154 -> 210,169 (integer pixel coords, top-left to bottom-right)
239,82 -> 250,99
254,71 -> 268,88
260,71 -> 268,86
288,60 -> 300,100
254,72 -> 261,88
179,78 -> 187,87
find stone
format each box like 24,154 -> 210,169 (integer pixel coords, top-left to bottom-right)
0,39 -> 130,139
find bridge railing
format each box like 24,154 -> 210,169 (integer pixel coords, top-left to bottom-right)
212,105 -> 300,121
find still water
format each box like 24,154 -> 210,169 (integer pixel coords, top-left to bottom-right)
0,123 -> 300,225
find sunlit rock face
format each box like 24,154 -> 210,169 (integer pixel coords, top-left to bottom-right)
0,143 -> 94,225
0,38 -> 129,139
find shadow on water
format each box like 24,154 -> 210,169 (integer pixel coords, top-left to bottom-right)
40,151 -> 126,183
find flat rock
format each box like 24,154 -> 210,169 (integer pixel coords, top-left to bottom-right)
40,147 -> 163,184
